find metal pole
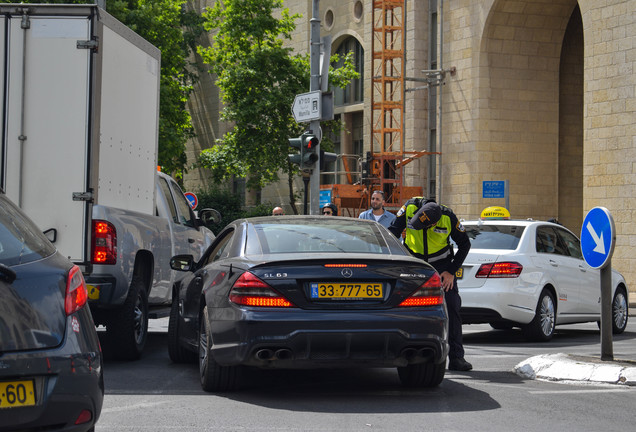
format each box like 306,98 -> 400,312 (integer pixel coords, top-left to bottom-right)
437,0 -> 444,204
309,0 -> 321,215
600,260 -> 613,360
302,175 -> 310,215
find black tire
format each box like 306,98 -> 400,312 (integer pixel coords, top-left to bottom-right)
199,306 -> 240,392
612,287 -> 629,334
105,276 -> 148,360
397,359 -> 446,388
522,289 -> 556,342
168,296 -> 197,363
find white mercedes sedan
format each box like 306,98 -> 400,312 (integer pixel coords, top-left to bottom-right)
455,216 -> 629,341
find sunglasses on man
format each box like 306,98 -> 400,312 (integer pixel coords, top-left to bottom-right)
322,210 -> 333,215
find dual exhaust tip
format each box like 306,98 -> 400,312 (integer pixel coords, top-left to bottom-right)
255,348 -> 293,361
400,347 -> 434,362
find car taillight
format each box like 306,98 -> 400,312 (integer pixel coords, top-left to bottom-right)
399,272 -> 444,307
92,220 -> 117,264
74,409 -> 93,425
65,265 -> 88,315
476,262 -> 523,278
229,272 -> 295,307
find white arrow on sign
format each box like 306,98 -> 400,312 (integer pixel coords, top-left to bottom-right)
586,221 -> 606,254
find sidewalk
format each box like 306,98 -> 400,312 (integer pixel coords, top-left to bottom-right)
514,305 -> 636,386
514,353 -> 636,386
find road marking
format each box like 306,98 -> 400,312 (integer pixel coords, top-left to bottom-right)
529,388 -> 629,394
101,400 -> 171,414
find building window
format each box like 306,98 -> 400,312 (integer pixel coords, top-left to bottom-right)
333,38 -> 364,106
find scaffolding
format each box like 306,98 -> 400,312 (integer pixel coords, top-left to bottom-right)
321,0 -> 432,215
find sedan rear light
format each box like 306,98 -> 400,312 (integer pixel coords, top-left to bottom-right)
476,262 -> 523,278
74,409 -> 93,425
65,265 -> 88,315
399,273 -> 444,307
92,220 -> 117,265
229,272 -> 295,307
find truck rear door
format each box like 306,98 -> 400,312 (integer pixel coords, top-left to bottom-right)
0,12 -> 92,263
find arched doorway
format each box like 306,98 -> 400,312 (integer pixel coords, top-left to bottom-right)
477,0 -> 582,231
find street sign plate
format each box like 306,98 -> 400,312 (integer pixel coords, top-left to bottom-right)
292,91 -> 321,123
581,207 -> 615,269
483,181 -> 505,198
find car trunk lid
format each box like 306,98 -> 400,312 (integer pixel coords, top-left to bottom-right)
248,256 -> 438,310
0,256 -> 67,352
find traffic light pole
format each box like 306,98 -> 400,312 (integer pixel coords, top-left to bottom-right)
309,0 -> 321,215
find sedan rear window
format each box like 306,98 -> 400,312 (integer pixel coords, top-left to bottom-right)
0,195 -> 56,266
245,219 -> 402,255
464,224 -> 525,250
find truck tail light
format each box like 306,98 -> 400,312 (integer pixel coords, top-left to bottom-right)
476,262 -> 523,278
399,272 -> 445,307
92,220 -> 117,265
65,265 -> 88,315
229,272 -> 295,307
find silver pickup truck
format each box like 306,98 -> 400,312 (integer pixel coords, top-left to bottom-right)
87,171 -> 218,360
0,5 -> 218,360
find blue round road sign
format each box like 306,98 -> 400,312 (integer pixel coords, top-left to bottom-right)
184,192 -> 198,210
580,207 -> 615,269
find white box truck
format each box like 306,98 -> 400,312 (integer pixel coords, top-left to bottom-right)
0,4 -> 217,360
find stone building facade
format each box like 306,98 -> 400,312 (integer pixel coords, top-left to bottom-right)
183,0 -> 635,301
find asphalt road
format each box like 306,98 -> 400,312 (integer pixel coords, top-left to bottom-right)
96,318 -> 636,432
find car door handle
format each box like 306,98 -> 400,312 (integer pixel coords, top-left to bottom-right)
549,259 -> 558,267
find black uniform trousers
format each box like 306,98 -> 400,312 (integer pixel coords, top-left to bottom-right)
444,278 -> 464,360
429,258 -> 465,360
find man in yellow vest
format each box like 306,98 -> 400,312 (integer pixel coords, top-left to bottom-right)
388,198 -> 473,371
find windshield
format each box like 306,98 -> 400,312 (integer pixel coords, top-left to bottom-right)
463,223 -> 525,250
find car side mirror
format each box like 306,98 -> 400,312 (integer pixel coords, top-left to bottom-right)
170,254 -> 195,272
198,208 -> 221,226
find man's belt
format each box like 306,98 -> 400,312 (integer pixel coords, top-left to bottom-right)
427,249 -> 451,263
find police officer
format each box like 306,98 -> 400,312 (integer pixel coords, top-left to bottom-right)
388,198 -> 473,371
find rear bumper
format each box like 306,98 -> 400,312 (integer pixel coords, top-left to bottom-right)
459,282 -> 539,325
0,324 -> 104,431
209,308 -> 449,369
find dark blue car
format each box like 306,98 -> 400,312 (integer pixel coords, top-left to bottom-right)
168,216 -> 449,392
0,191 -> 103,431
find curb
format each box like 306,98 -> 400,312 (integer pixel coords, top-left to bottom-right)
514,353 -> 636,386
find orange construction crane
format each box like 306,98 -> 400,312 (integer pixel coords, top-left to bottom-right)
321,0 -> 437,216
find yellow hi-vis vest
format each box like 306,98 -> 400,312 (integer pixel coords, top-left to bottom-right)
405,202 -> 453,260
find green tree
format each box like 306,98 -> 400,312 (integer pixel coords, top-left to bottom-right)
0,0 -> 200,180
196,0 -> 357,213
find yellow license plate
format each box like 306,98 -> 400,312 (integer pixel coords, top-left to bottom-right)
455,268 -> 464,280
310,283 -> 383,299
87,284 -> 100,300
0,380 -> 36,409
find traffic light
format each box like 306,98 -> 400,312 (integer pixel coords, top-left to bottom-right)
288,135 -> 304,167
288,132 -> 319,169
301,132 -> 319,169
319,149 -> 337,170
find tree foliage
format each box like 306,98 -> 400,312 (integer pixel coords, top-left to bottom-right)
197,0 -> 358,196
196,187 -> 270,234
